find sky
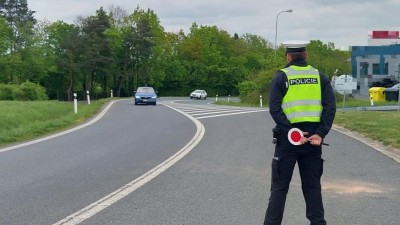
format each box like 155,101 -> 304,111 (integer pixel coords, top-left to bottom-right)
28,0 -> 400,50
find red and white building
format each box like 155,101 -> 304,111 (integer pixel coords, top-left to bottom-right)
367,31 -> 400,46
350,31 -> 400,96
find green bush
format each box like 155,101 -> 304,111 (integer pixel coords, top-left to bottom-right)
0,81 -> 48,101
0,83 -> 15,100
238,69 -> 275,105
237,80 -> 257,98
20,81 -> 48,100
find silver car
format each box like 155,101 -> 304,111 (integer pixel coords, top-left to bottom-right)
190,90 -> 207,100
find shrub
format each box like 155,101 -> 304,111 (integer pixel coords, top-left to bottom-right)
237,80 -> 257,98
0,83 -> 16,100
0,81 -> 48,100
20,81 -> 48,100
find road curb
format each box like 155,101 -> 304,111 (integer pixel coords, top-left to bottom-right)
332,124 -> 400,163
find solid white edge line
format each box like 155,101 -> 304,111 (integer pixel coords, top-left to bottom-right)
53,103 -> 205,225
0,100 -> 119,153
332,125 -> 400,163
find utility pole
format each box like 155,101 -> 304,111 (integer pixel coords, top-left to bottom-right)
274,9 -> 293,60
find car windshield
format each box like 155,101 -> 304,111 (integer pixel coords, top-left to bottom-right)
194,90 -> 202,93
137,87 -> 155,93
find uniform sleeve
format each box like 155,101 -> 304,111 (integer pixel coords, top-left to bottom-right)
268,71 -> 293,132
315,74 -> 336,138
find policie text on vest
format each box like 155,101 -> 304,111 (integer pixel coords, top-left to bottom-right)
289,78 -> 318,85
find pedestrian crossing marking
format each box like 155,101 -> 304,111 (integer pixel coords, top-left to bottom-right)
162,101 -> 268,119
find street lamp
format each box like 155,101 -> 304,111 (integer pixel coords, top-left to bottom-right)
274,9 -> 293,60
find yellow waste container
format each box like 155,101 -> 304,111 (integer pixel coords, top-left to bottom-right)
369,87 -> 386,101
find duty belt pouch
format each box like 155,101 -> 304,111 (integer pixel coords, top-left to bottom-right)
272,126 -> 281,144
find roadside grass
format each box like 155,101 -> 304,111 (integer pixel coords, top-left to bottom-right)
337,98 -> 399,108
334,111 -> 400,149
0,99 -> 110,147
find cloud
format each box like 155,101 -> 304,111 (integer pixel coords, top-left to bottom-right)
28,0 -> 400,49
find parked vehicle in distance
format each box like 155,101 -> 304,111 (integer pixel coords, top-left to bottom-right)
134,87 -> 157,105
390,83 -> 399,89
190,90 -> 207,100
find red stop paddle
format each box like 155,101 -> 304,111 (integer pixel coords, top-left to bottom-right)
288,128 -> 303,145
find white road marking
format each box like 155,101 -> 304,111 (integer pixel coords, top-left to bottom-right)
53,103 -> 205,225
332,125 -> 400,163
197,109 -> 267,119
190,109 -> 245,115
163,101 -> 268,119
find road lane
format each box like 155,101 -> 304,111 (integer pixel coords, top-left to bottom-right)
0,99 -> 197,225
1,98 -> 399,225
81,99 -> 400,225
80,107 -> 273,225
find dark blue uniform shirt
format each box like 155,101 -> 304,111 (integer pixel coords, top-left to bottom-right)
269,58 -> 336,151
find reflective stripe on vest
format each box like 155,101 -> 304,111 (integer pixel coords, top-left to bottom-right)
281,65 -> 322,123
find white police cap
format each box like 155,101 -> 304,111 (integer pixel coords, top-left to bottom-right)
282,40 -> 310,53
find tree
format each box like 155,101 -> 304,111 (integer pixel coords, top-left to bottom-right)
307,40 -> 351,77
0,0 -> 36,83
80,7 -> 112,98
45,21 -> 82,100
0,0 -> 36,51
0,17 -> 13,83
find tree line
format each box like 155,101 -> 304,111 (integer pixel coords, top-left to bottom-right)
0,1 -> 351,101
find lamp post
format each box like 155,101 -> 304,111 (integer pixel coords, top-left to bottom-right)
274,9 -> 293,60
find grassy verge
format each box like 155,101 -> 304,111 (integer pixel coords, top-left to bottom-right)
0,99 -> 111,147
334,111 -> 400,149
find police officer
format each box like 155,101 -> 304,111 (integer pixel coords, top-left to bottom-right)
263,40 -> 336,225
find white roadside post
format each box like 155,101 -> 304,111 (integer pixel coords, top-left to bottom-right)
86,90 -> 91,105
111,90 -> 113,98
260,95 -> 263,108
397,62 -> 400,112
397,84 -> 400,112
339,89 -> 346,112
370,95 -> 374,106
228,95 -> 231,102
216,95 -> 218,102
342,74 -> 347,112
74,93 -> 78,114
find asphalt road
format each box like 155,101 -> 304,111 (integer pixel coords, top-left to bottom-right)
0,97 -> 399,225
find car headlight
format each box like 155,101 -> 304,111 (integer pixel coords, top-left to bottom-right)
135,96 -> 141,99
151,96 -> 157,99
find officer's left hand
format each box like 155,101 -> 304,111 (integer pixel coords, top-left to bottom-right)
307,134 -> 322,146
300,131 -> 310,145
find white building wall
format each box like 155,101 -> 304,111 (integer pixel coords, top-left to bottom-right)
384,56 -> 400,78
355,54 -> 400,95
368,38 -> 400,46
356,55 -> 400,79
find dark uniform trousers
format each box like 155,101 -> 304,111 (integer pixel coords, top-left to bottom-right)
264,146 -> 326,225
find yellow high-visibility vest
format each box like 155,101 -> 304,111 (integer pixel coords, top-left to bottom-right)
280,65 -> 322,123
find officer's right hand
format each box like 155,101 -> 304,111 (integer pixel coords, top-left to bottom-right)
308,134 -> 322,146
